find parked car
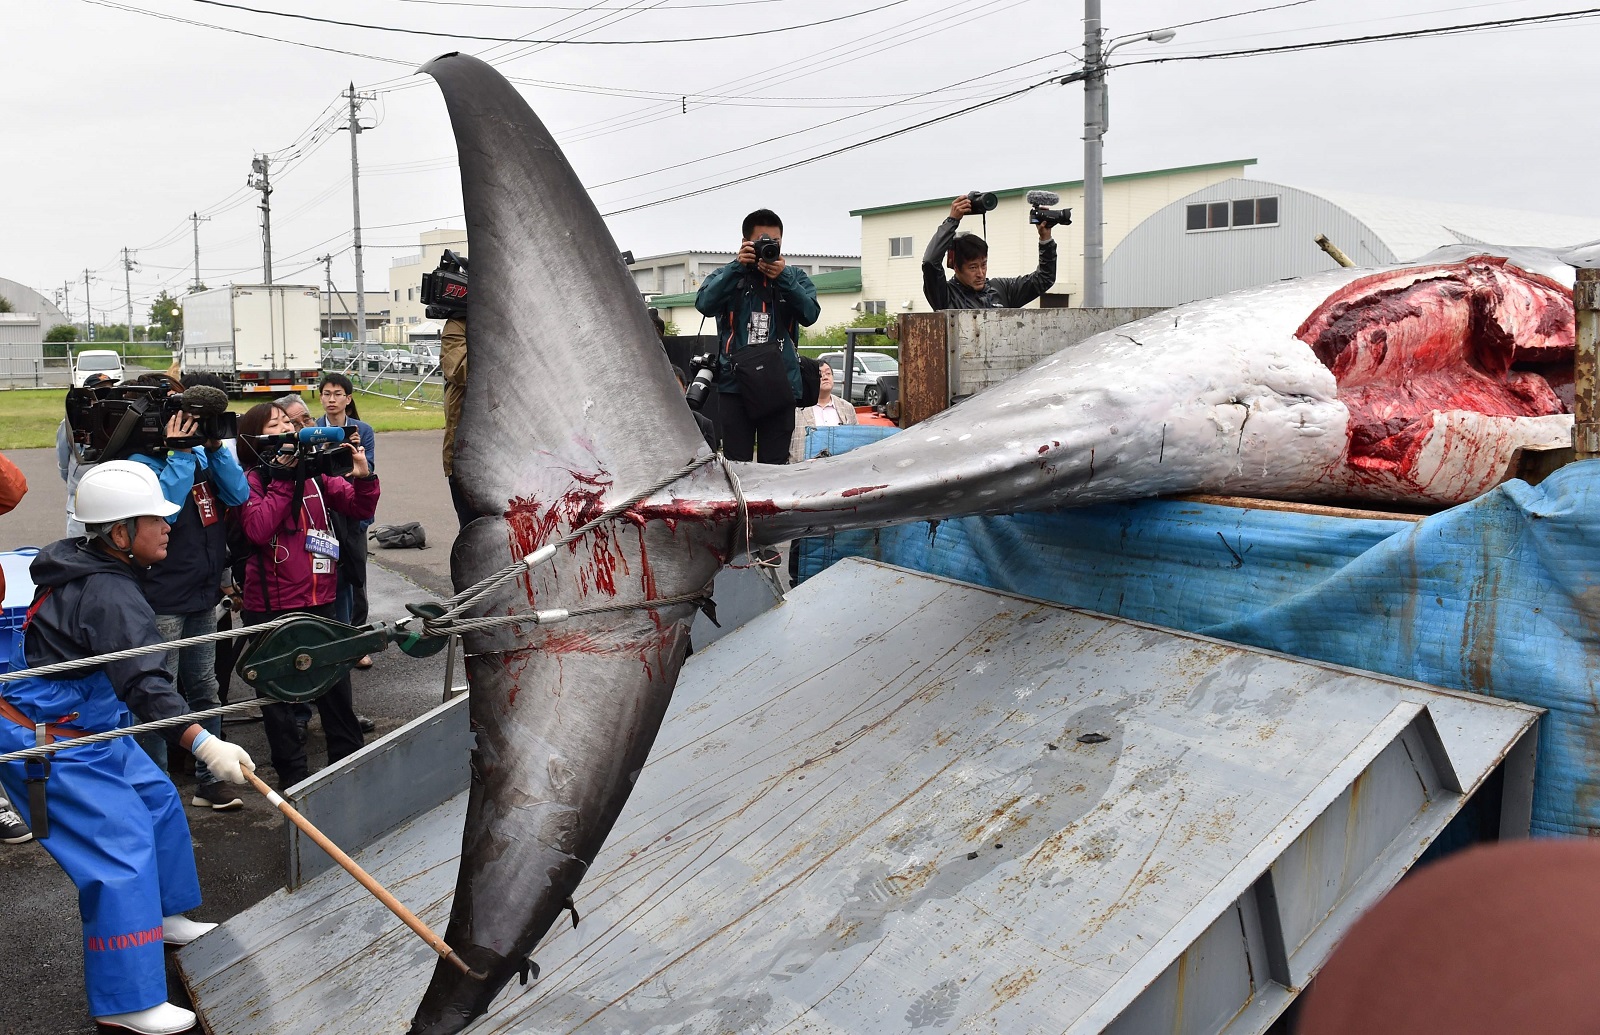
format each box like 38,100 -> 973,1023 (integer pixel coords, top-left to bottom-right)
381,348 -> 413,372
71,349 -> 124,387
815,350 -> 899,406
325,346 -> 351,367
410,344 -> 440,374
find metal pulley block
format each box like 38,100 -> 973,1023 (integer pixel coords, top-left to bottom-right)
396,603 -> 450,658
237,616 -> 392,703
237,608 -> 452,703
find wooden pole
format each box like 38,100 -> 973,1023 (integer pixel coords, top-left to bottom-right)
241,767 -> 482,978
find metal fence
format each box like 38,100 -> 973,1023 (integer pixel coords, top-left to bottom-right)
324,349 -> 446,406
0,356 -> 72,389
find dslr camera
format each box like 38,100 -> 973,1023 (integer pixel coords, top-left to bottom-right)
749,234 -> 782,264
421,249 -> 468,320
965,190 -> 999,213
255,426 -> 357,480
683,352 -> 716,411
1027,190 -> 1072,228
65,379 -> 238,463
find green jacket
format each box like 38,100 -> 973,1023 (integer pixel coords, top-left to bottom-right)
694,261 -> 820,397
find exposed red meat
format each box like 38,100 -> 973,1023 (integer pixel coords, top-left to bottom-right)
1296,257 -> 1574,475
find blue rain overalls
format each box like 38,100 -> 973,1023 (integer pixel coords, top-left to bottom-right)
0,599 -> 201,1018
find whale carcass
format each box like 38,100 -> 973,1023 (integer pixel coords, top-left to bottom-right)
410,52 -> 1577,1033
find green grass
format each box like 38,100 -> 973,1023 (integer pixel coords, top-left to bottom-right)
0,386 -> 444,450
0,390 -> 69,449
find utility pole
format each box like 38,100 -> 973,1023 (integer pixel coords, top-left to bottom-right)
60,282 -> 71,326
248,155 -> 274,284
342,83 -> 377,356
320,253 -> 334,342
83,269 -> 95,342
1082,0 -> 1105,309
189,212 -> 211,292
121,248 -> 139,356
1075,5 -> 1173,308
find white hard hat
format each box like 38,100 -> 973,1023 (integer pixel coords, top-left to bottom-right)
70,460 -> 182,526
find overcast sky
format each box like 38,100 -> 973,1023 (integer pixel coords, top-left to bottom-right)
4,0 -> 1594,324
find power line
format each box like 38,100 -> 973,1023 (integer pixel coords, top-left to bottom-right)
1143,0 -> 1329,34
587,48 -> 1073,192
388,0 -> 811,7
79,0 -> 414,65
1111,5 -> 1600,69
600,75 -> 1057,217
176,0 -> 916,44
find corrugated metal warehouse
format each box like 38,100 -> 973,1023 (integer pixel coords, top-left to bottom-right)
1103,177 -> 1600,307
0,276 -> 67,383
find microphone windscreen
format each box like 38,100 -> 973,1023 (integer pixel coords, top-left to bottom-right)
1026,190 -> 1061,206
297,426 -> 347,445
181,384 -> 230,417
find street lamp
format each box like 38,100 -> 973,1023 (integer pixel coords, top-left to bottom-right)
1072,4 -> 1176,307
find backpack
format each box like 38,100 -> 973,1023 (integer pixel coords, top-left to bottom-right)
369,521 -> 427,550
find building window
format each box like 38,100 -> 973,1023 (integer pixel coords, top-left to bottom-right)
393,290 -> 398,301
1186,196 -> 1280,233
862,300 -> 887,315
888,236 -> 914,258
407,288 -> 415,301
408,316 -> 419,324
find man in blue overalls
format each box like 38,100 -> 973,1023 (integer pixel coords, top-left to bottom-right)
0,461 -> 255,1035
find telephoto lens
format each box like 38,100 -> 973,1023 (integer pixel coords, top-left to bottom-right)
966,190 -> 999,213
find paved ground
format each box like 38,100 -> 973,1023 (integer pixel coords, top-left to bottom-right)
0,435 -> 457,1033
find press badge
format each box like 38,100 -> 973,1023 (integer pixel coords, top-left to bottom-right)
304,528 -> 340,560
191,481 -> 220,527
746,310 -> 771,346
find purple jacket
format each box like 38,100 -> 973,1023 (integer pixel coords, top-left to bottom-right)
241,470 -> 379,613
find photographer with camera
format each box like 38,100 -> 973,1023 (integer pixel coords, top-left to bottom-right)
117,377 -> 253,811
921,190 -> 1060,311
236,402 -> 377,788
694,209 -> 820,464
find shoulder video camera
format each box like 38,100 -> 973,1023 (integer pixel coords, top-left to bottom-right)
421,249 -> 468,320
1027,190 -> 1072,228
65,380 -> 238,463
253,426 -> 356,480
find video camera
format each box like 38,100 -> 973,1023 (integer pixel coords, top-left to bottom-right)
684,352 -> 716,411
421,249 -> 468,320
64,380 -> 238,463
1027,190 -> 1072,228
252,425 -> 357,480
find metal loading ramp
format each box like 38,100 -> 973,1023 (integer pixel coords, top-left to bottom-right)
178,558 -> 1539,1035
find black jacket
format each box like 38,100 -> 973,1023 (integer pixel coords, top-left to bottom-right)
921,217 -> 1058,310
26,539 -> 189,742
140,464 -> 229,614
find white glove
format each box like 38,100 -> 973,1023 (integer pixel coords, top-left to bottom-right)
191,731 -> 255,785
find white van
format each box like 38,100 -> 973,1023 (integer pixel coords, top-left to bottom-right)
71,349 -> 124,387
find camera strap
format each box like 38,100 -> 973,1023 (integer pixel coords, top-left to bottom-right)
97,399 -> 146,464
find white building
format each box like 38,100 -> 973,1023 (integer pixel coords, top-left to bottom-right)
1104,178 -> 1600,307
387,228 -> 469,336
648,268 -> 864,339
849,159 -> 1256,313
627,249 -> 858,300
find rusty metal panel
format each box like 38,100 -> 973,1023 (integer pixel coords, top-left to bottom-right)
895,311 -> 948,426
179,559 -> 1538,1035
947,306 -> 1166,399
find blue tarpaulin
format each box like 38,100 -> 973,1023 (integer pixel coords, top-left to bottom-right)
796,425 -> 1600,838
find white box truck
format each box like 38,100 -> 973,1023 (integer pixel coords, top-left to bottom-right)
182,284 -> 322,395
